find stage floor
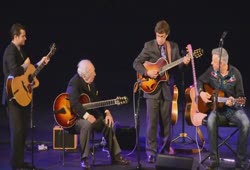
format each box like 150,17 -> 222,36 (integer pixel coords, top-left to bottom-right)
0,104 -> 249,170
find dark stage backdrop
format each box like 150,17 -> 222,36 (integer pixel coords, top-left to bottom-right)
0,1 -> 249,130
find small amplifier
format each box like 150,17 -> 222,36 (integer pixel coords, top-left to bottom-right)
53,125 -> 77,150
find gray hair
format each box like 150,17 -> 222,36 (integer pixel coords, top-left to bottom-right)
77,59 -> 93,77
212,47 -> 229,64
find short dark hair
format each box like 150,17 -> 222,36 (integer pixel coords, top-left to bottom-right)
10,23 -> 25,39
154,20 -> 170,35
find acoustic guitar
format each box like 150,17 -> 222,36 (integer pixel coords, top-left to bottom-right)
137,48 -> 203,93
6,43 -> 56,106
185,44 -> 207,126
53,93 -> 129,128
197,84 -> 246,113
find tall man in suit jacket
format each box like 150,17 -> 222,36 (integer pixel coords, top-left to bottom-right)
2,23 -> 49,170
133,20 -> 190,163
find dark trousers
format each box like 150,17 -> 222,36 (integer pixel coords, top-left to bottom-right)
73,117 -> 121,160
7,100 -> 30,168
207,109 -> 250,164
145,98 -> 172,156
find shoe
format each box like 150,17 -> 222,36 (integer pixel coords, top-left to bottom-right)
81,158 -> 90,169
112,154 -> 130,165
147,155 -> 156,163
209,160 -> 219,169
159,145 -> 175,155
168,146 -> 175,155
208,155 -> 219,168
235,162 -> 249,170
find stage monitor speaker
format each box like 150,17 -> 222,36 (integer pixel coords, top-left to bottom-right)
53,125 -> 77,150
115,126 -> 136,150
155,154 -> 193,170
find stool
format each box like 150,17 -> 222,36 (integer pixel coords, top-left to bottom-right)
201,118 -> 239,164
61,129 -> 96,166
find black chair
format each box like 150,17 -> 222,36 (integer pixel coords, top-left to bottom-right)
201,117 -> 239,164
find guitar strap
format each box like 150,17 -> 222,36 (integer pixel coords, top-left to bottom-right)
165,41 -> 172,64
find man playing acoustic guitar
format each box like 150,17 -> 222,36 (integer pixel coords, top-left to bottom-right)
197,47 -> 249,169
2,23 -> 50,170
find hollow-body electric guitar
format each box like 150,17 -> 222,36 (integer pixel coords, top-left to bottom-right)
137,48 -> 203,93
53,93 -> 129,128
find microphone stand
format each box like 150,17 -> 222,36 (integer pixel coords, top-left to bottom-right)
29,78 -> 39,170
213,32 -> 226,163
128,81 -> 142,170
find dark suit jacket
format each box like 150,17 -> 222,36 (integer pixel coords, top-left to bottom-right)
133,39 -> 183,100
66,74 -> 105,118
2,42 -> 28,105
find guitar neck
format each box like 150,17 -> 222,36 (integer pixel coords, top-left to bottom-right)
217,97 -> 228,103
31,43 -> 56,79
159,57 -> 184,75
82,99 -> 117,110
190,53 -> 199,97
33,62 -> 46,78
217,97 -> 245,106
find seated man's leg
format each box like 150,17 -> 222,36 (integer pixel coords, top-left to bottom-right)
74,119 -> 92,168
229,110 -> 250,169
207,111 -> 220,167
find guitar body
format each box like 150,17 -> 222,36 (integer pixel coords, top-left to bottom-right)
53,93 -> 79,129
6,64 -> 39,106
171,85 -> 178,125
137,58 -> 169,93
185,86 -> 196,125
185,86 -> 207,126
198,84 -> 228,113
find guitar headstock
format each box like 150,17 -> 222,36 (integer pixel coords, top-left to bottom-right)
186,44 -> 193,57
115,96 -> 129,105
234,97 -> 246,107
47,43 -> 56,58
193,48 -> 204,58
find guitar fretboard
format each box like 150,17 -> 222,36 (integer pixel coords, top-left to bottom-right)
188,44 -> 199,102
32,43 -> 56,80
159,58 -> 184,75
82,99 -> 116,110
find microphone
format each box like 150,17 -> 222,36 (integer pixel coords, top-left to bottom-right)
220,31 -> 228,41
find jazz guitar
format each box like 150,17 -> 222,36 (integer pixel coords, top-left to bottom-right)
197,84 -> 246,113
6,43 -> 56,106
137,48 -> 203,93
185,44 -> 207,126
53,93 -> 129,128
